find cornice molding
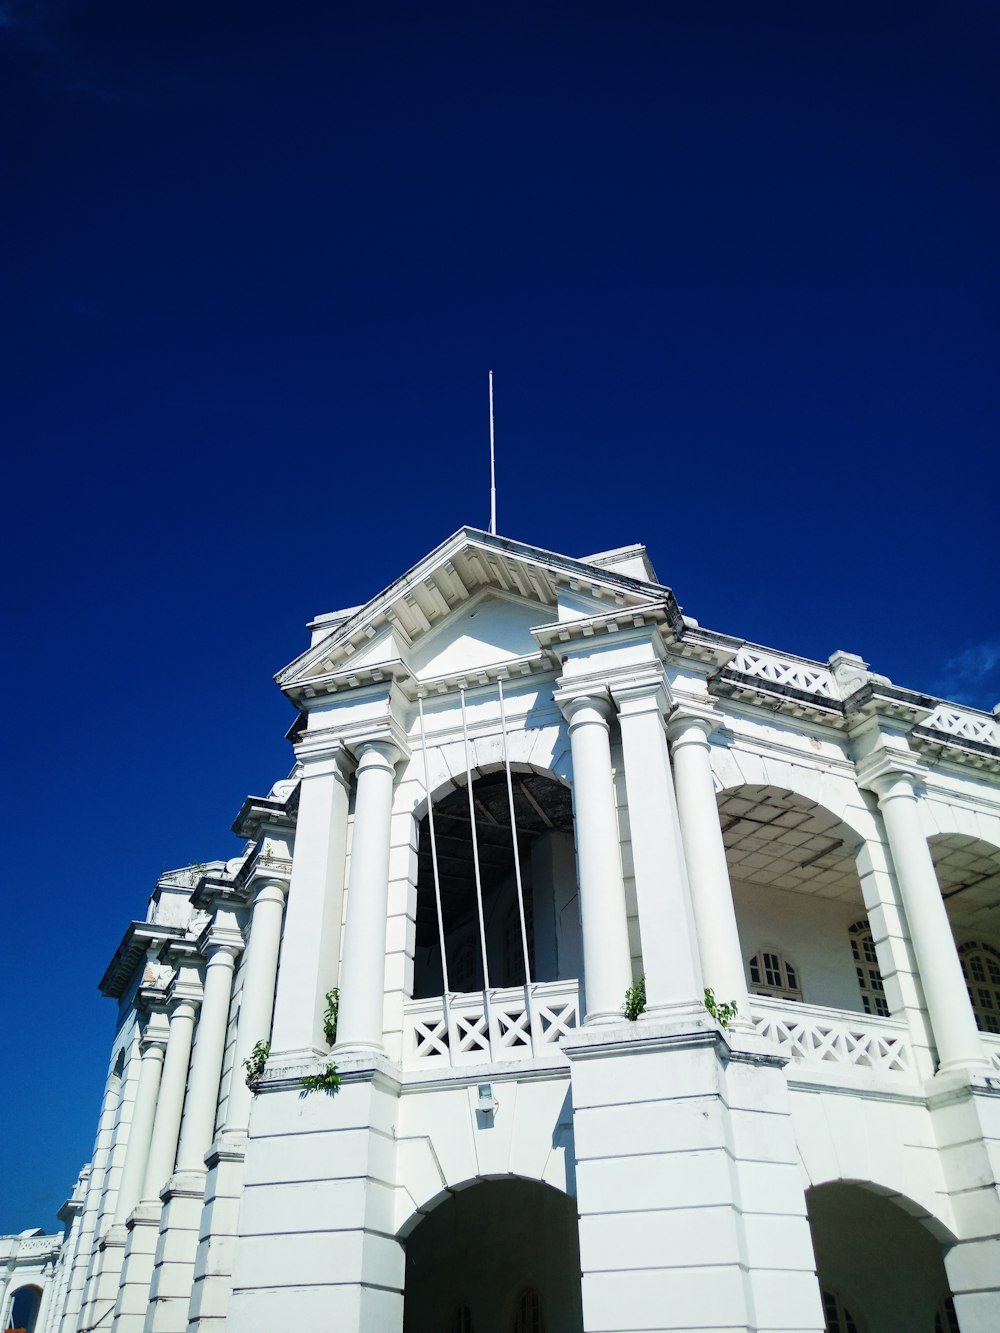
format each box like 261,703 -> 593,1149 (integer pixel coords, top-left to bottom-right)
99,923 -> 186,1000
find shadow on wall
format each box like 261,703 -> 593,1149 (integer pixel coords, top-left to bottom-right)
403,1177 -> 583,1333
807,1182 -> 955,1333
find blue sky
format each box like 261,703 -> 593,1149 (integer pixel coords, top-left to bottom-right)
2,1 -> 998,1232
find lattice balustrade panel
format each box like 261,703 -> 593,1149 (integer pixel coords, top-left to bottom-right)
402,981 -> 580,1070
751,1000 -> 911,1075
985,1035 -> 1000,1076
731,647 -> 836,698
925,705 -> 998,746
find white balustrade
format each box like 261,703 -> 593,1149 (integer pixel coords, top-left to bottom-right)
984,1033 -> 1000,1075
730,647 -> 836,698
923,704 -> 998,747
402,980 -> 580,1070
750,997 -> 912,1076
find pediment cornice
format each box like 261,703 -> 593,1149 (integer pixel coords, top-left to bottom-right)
277,528 -> 683,697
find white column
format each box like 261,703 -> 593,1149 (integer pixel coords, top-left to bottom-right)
614,680 -> 704,1016
225,880 -> 288,1134
269,754 -> 351,1060
558,692 -> 633,1023
115,1025 -> 167,1224
335,740 -> 400,1053
175,945 -> 238,1172
142,994 -> 199,1202
669,709 -> 750,1019
865,765 -> 986,1073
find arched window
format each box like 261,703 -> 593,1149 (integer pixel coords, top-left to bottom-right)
450,1303 -> 473,1333
934,1296 -> 960,1333
848,921 -> 889,1017
748,948 -> 801,1002
511,1286 -> 544,1333
958,941 -> 1000,1034
821,1287 -> 860,1333
8,1284 -> 43,1333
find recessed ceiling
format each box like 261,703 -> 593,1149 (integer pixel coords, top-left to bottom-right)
717,786 -> 861,902
931,834 -> 1000,933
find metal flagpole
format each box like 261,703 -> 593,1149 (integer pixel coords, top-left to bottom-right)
489,370 -> 497,536
417,693 -> 454,1066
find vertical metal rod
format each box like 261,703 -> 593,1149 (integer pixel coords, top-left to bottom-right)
460,687 -> 495,1059
488,370 -> 497,536
417,693 -> 453,1066
498,678 -> 536,1056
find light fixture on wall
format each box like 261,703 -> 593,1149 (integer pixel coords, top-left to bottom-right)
477,1083 -> 497,1116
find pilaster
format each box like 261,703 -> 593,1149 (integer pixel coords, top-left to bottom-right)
269,745 -> 352,1062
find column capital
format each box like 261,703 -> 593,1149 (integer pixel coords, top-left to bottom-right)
294,745 -> 355,792
353,736 -> 402,770
197,918 -> 245,962
553,684 -> 613,727
248,877 -> 290,910
667,702 -> 724,746
139,1018 -> 169,1056
609,670 -> 672,720
856,749 -> 925,799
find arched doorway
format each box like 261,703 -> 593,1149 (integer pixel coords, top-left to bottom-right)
413,770 -> 580,999
6,1284 -> 42,1333
402,1178 -> 583,1333
807,1183 -> 954,1333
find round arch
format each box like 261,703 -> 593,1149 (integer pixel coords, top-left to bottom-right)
407,753 -> 573,826
401,1176 -> 583,1333
806,1181 -> 956,1333
6,1283 -> 43,1333
712,783 -> 885,1014
411,766 -> 580,999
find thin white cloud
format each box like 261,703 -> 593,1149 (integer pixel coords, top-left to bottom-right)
933,640 -> 1000,709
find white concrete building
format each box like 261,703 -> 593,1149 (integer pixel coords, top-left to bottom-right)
20,528 -> 1000,1333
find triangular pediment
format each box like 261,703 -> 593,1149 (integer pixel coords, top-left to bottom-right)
410,590 -> 551,678
276,527 -> 677,695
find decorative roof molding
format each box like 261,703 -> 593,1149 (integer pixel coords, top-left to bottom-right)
276,528 -> 684,694
231,785 -> 300,841
99,922 -> 186,999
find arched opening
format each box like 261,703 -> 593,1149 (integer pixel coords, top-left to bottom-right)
6,1284 -> 42,1333
807,1183 -> 954,1333
931,834 -> 1000,1035
413,770 -> 580,1000
717,786 -> 883,1014
402,1178 -> 582,1333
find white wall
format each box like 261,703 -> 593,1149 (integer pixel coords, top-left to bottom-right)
733,879 -> 872,1012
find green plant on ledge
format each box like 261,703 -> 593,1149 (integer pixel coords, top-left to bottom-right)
704,987 -> 738,1031
623,973 -> 647,1022
300,1062 -> 341,1094
243,1039 -> 270,1085
323,987 -> 340,1046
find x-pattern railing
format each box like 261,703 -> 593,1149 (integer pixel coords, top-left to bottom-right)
404,980 -> 580,1069
750,997 -> 911,1075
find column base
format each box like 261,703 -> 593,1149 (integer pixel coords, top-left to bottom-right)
146,1170 -> 209,1333
186,1135 -> 248,1333
568,1024 -> 824,1333
225,1074 -> 403,1333
113,1201 -> 163,1333
78,1225 -> 129,1333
